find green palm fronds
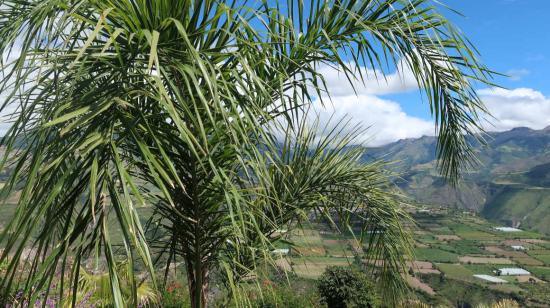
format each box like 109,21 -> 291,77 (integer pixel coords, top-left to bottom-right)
490,299 -> 521,308
0,0 -> 494,307
75,264 -> 159,307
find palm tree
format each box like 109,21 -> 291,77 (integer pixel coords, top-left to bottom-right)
0,0 -> 493,307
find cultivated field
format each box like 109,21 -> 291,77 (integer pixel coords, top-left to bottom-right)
276,208 -> 550,307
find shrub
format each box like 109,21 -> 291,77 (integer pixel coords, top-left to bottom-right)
317,266 -> 380,308
251,282 -> 321,308
161,283 -> 191,308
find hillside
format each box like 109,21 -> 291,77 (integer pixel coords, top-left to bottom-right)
365,126 -> 550,234
275,209 -> 550,307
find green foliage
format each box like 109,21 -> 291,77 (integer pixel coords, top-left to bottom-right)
525,266 -> 550,281
435,240 -> 487,255
436,264 -> 474,281
484,187 -> 550,235
414,248 -> 459,263
420,273 -> 520,307
249,283 -> 321,308
520,283 -> 550,305
450,224 -> 497,241
530,253 -> 550,265
76,265 -> 160,307
160,283 -> 191,308
0,0 -> 494,306
317,266 -> 380,308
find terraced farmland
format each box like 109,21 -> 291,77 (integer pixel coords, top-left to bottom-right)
276,208 -> 550,307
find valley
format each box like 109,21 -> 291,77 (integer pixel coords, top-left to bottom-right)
279,208 -> 550,307
365,126 -> 550,234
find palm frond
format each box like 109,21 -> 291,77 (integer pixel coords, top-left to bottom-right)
0,0 -> 494,306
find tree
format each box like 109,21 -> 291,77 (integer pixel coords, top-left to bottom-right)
318,266 -> 381,308
0,0 -> 493,307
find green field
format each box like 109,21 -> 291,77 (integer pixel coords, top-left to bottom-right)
530,253 -> 550,265
525,266 -> 550,280
414,248 -> 459,263
3,196 -> 550,307
405,210 -> 550,306
436,263 -> 474,281
449,224 -> 499,241
434,240 -> 488,255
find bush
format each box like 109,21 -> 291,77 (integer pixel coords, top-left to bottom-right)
317,266 -> 380,308
251,281 -> 321,308
160,282 -> 191,308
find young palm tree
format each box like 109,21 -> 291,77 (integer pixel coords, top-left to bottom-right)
0,0 -> 493,307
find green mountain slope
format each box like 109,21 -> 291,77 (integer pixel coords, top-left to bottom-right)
483,185 -> 550,234
365,126 -> 550,234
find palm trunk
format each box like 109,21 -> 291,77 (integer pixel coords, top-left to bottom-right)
186,260 -> 209,308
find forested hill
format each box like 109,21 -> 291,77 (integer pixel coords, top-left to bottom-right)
365,126 -> 550,234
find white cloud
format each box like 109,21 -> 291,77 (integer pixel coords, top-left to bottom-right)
505,68 -> 529,81
309,62 -> 435,146
314,60 -> 550,146
315,61 -> 418,96
313,95 -> 434,146
0,45 -> 23,136
480,87 -> 550,131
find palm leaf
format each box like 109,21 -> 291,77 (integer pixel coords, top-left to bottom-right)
0,0 -> 494,306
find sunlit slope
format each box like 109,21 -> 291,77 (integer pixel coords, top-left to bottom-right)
365,126 -> 550,234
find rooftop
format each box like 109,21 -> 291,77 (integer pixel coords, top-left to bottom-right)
496,268 -> 530,276
494,227 -> 522,232
473,275 -> 508,283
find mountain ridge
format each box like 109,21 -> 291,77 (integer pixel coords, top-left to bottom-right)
364,126 -> 550,234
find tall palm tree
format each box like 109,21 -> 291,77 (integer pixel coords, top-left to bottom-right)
0,0 -> 493,307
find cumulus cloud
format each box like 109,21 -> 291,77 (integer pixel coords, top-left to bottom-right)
0,45 -> 23,136
480,87 -> 550,131
313,95 -> 434,146
309,62 -> 436,146
315,61 -> 418,96
313,61 -> 550,146
505,68 -> 529,81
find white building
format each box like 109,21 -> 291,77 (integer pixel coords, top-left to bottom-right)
473,274 -> 508,283
511,245 -> 526,251
495,268 -> 530,276
494,227 -> 522,232
271,248 -> 290,255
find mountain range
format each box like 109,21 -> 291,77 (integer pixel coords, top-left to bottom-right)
365,126 -> 550,234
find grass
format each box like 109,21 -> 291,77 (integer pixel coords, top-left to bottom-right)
415,248 -> 459,263
527,250 -> 550,265
494,230 -> 545,240
462,264 -> 499,275
436,263 -> 474,281
536,242 -> 550,249
488,283 -> 524,294
429,226 -> 454,235
435,240 -> 488,255
525,266 -> 550,281
290,256 -> 353,279
458,256 -> 513,265
450,224 -> 499,241
416,234 -> 440,244
530,254 -> 550,265
322,240 -> 354,257
292,246 -> 326,257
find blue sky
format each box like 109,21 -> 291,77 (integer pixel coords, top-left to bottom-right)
387,0 -> 550,120
1,1 -> 548,144
317,0 -> 550,145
